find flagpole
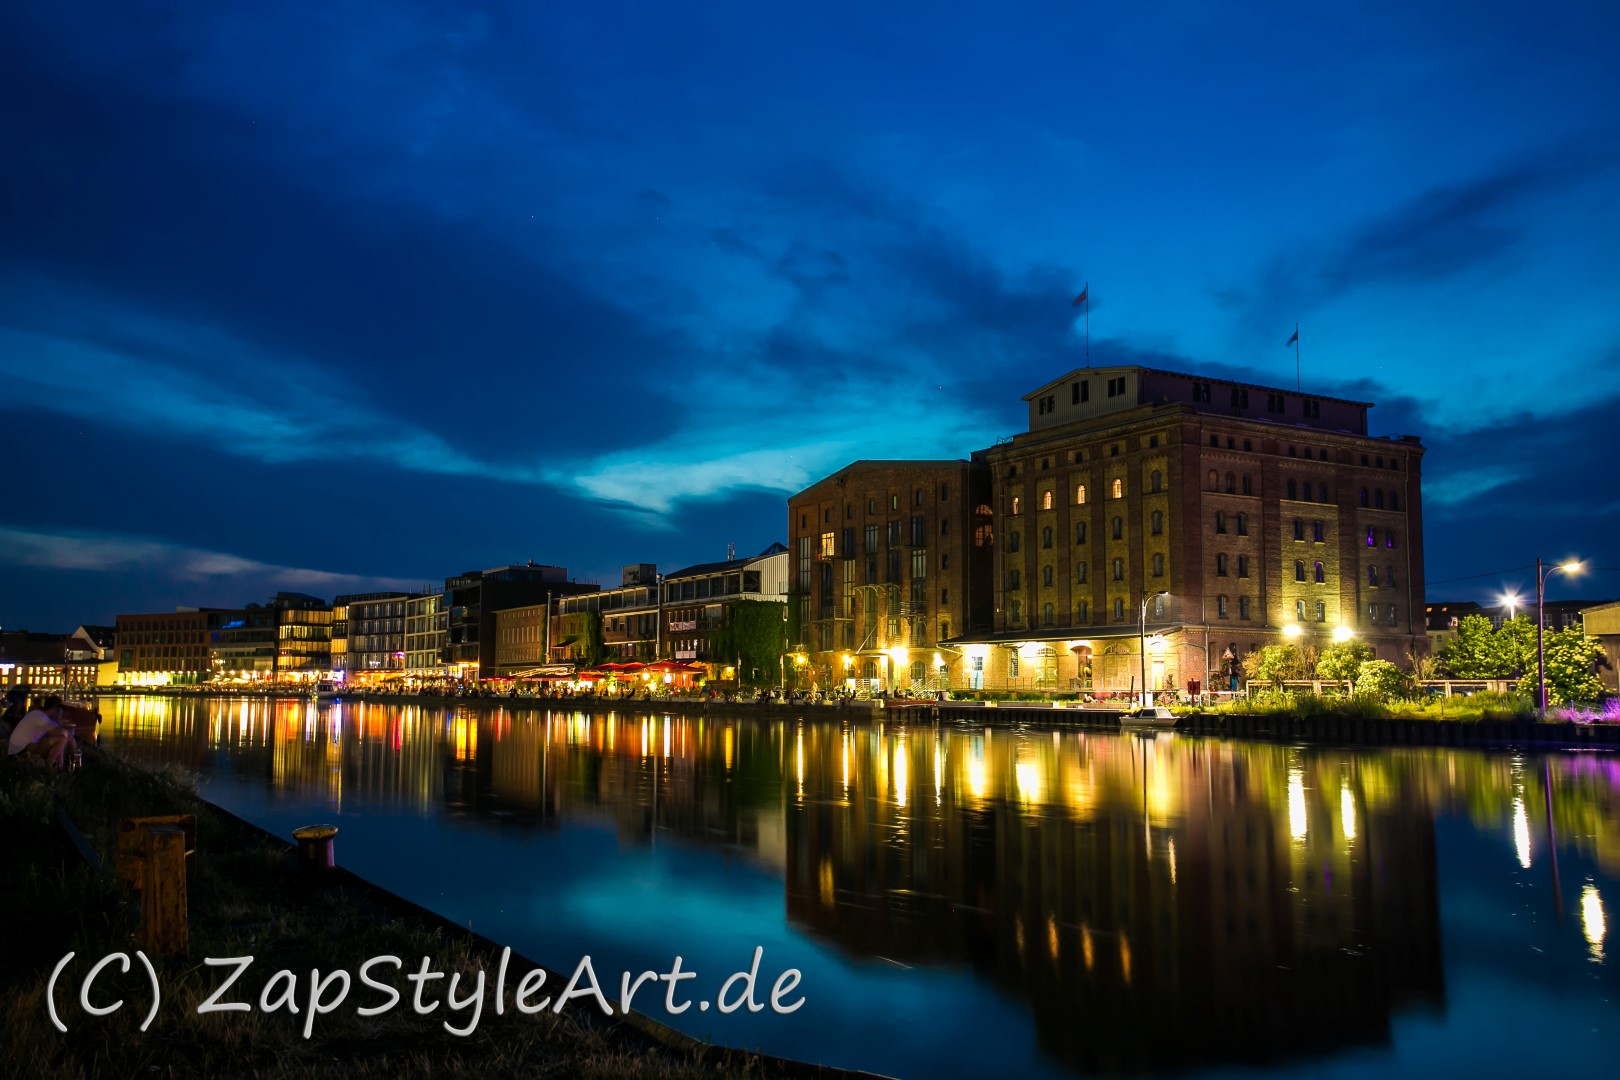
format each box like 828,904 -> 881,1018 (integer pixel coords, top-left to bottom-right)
1294,322 -> 1300,391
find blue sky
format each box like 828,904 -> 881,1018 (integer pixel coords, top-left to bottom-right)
3,1 -> 1618,627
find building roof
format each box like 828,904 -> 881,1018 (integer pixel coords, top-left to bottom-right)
791,459 -> 974,500
1021,364 -> 1376,409
665,543 -> 787,580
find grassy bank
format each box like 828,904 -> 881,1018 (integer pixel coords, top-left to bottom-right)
0,752 -> 844,1080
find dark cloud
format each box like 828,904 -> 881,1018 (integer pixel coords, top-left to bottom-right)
1220,136 -> 1620,325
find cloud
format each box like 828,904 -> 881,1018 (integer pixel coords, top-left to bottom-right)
1221,136 -> 1620,321
0,526 -> 419,593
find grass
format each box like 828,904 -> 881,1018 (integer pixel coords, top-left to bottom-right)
0,752 -> 838,1080
1180,689 -> 1541,722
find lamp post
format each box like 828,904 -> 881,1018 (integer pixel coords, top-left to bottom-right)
1140,591 -> 1169,709
1536,558 -> 1583,715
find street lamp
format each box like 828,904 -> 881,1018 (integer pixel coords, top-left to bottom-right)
1140,591 -> 1169,709
1281,623 -> 1303,639
1536,558 -> 1583,715
1332,625 -> 1355,643
1499,589 -> 1522,625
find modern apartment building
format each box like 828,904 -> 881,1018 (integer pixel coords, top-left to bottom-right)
114,609 -> 240,685
547,564 -> 663,667
404,591 -> 448,681
337,591 -> 416,685
661,545 -> 790,685
443,564 -> 597,681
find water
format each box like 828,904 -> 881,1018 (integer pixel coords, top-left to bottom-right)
95,696 -> 1618,1077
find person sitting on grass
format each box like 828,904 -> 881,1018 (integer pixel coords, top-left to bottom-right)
6,695 -> 76,768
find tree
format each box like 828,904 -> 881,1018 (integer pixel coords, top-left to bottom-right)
1496,616 -> 1535,677
1354,660 -> 1407,701
580,611 -> 605,667
1316,641 -> 1375,683
1440,614 -> 1506,677
711,600 -> 789,687
1250,644 -> 1307,685
1519,628 -> 1606,706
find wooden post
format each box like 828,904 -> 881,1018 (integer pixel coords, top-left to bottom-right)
142,826 -> 188,956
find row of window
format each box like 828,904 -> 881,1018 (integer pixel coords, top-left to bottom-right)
800,484 -> 954,528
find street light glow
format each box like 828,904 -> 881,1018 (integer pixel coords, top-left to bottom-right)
1282,624 -> 1303,639
1332,626 -> 1354,643
1559,561 -> 1583,574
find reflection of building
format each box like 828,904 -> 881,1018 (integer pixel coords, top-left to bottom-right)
443,565 -> 596,681
787,461 -> 993,692
780,731 -> 1444,1073
661,545 -> 789,684
115,609 -> 240,685
966,365 -> 1427,695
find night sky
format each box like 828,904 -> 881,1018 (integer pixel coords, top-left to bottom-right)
3,2 -> 1618,630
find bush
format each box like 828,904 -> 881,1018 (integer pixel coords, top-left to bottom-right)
1354,659 -> 1408,701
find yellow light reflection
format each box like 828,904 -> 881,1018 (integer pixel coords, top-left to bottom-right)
1581,884 -> 1605,960
1119,932 -> 1133,985
967,753 -> 988,801
1081,924 -> 1095,971
795,729 -> 804,797
1046,913 -> 1059,960
1015,757 -> 1042,804
1341,783 -> 1356,843
841,731 -> 851,794
894,737 -> 908,809
1288,766 -> 1307,843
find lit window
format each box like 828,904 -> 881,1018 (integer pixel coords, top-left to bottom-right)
1042,490 -> 1054,510
1076,484 -> 1088,505
1012,497 -> 1022,515
1112,478 -> 1123,499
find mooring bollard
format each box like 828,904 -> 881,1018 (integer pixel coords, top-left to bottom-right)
292,824 -> 339,877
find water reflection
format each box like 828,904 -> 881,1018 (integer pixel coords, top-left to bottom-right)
96,698 -> 1620,1077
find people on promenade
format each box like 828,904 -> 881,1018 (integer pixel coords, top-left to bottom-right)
7,695 -> 76,768
0,685 -> 29,742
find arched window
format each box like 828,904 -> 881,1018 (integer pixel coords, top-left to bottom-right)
1113,598 -> 1125,621
1112,557 -> 1124,581
1207,469 -> 1218,490
1151,470 -> 1162,492
1076,599 -> 1089,622
1295,560 -> 1306,582
1112,517 -> 1124,540
1296,599 -> 1306,620
1236,512 -> 1248,536
1239,596 -> 1251,619
1152,553 -> 1165,577
1287,479 -> 1297,500
1217,595 -> 1229,618
1076,522 -> 1087,544
1243,474 -> 1253,495
1385,530 -> 1397,549
1009,569 -> 1021,588
1076,562 -> 1087,584
1238,555 -> 1249,578
1076,484 -> 1088,505
1315,601 -> 1326,622
1215,511 -> 1227,534
1314,561 -> 1325,584
1225,472 -> 1236,494
1042,565 -> 1054,587
1216,554 -> 1228,576
1358,488 -> 1368,507
1368,566 -> 1379,586
1374,490 -> 1384,509
1319,483 -> 1329,502
1112,478 -> 1123,499
1151,510 -> 1163,535
1387,604 -> 1397,626
1153,594 -> 1166,617
1042,526 -> 1053,549
1043,602 -> 1055,626
1009,531 -> 1021,552
1387,566 -> 1397,587
1366,527 -> 1376,547
1010,600 -> 1022,623
1042,490 -> 1053,510
1293,519 -> 1304,541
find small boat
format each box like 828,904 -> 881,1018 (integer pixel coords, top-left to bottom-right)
312,680 -> 340,701
1119,705 -> 1178,729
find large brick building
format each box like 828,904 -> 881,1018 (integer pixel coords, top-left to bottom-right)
968,364 -> 1426,696
787,460 -> 992,693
